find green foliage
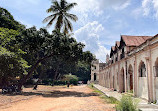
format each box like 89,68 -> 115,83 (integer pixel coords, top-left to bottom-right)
42,79 -> 53,85
0,47 -> 26,85
63,74 -> 78,85
0,7 -> 25,31
72,61 -> 91,83
0,8 -> 95,88
0,27 -> 26,55
116,95 -> 139,111
54,80 -> 66,85
0,27 -> 29,86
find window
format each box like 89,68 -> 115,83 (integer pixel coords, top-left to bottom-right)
120,48 -> 125,59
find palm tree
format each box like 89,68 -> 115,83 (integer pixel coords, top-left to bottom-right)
43,0 -> 78,34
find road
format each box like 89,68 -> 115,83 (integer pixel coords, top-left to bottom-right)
0,85 -> 115,111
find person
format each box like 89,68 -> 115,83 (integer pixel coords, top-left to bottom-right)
67,81 -> 70,88
33,84 -> 38,90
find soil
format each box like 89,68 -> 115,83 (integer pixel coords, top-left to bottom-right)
0,85 -> 115,111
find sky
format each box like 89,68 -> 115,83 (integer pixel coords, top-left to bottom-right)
1,0 -> 158,62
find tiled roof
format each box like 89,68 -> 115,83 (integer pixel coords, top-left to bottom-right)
116,41 -> 120,47
121,35 -> 153,46
112,46 -> 115,51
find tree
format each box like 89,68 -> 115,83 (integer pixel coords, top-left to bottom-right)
0,47 -> 26,87
17,28 -> 85,90
0,28 -> 29,87
39,30 -> 85,81
43,0 -> 78,34
0,7 -> 25,31
63,74 -> 78,85
72,62 -> 91,83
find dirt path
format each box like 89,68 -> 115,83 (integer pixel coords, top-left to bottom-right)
0,85 -> 115,111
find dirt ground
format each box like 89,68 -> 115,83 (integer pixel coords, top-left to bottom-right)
0,85 -> 115,111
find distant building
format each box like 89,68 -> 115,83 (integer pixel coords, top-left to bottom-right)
91,59 -> 106,83
91,34 -> 158,102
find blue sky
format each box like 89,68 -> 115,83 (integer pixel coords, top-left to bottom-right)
1,0 -> 158,62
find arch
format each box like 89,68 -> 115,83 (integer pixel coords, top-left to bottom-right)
154,58 -> 158,77
108,70 -> 111,88
154,57 -> 158,100
120,68 -> 125,92
94,73 -> 97,81
114,70 -> 118,90
139,61 -> 146,77
128,64 -> 133,91
138,61 -> 148,99
117,71 -> 119,90
106,72 -> 108,87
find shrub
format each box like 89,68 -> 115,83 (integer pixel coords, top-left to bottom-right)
116,95 -> 139,111
42,79 -> 53,85
54,80 -> 66,85
63,74 -> 78,85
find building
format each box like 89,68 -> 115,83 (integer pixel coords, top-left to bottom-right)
91,34 -> 158,102
91,59 -> 106,84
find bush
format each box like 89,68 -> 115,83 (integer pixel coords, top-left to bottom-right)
63,74 -> 78,85
25,79 -> 34,85
54,80 -> 66,85
116,95 -> 139,111
42,79 -> 53,85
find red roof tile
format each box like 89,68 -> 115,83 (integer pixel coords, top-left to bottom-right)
116,41 -> 120,47
112,46 -> 115,51
121,35 -> 153,46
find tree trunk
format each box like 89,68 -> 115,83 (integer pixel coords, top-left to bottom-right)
52,64 -> 59,86
33,66 -> 44,90
18,54 -> 53,91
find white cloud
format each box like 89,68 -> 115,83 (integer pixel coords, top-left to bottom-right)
141,0 -> 158,19
69,0 -> 130,14
74,21 -> 110,62
131,8 -> 142,19
67,0 -> 130,26
153,0 -> 158,18
142,0 -> 151,16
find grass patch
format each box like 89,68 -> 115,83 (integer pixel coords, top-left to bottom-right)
88,84 -> 119,104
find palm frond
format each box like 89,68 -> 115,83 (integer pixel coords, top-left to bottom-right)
65,3 -> 77,11
43,15 -> 54,23
52,0 -> 61,9
47,6 -> 59,13
65,13 -> 78,22
46,14 -> 57,28
60,0 -> 68,9
64,17 -> 73,32
47,1 -> 61,13
44,0 -> 77,34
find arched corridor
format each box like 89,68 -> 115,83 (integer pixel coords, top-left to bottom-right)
119,68 -> 125,93
154,57 -> 158,100
94,73 -> 97,81
138,61 -> 148,99
128,65 -> 133,91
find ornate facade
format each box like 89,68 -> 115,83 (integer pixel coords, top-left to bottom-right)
91,34 -> 158,102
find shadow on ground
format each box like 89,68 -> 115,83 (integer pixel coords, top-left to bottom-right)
0,90 -> 98,98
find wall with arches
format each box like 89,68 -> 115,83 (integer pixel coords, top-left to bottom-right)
151,44 -> 158,100
95,35 -> 158,102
